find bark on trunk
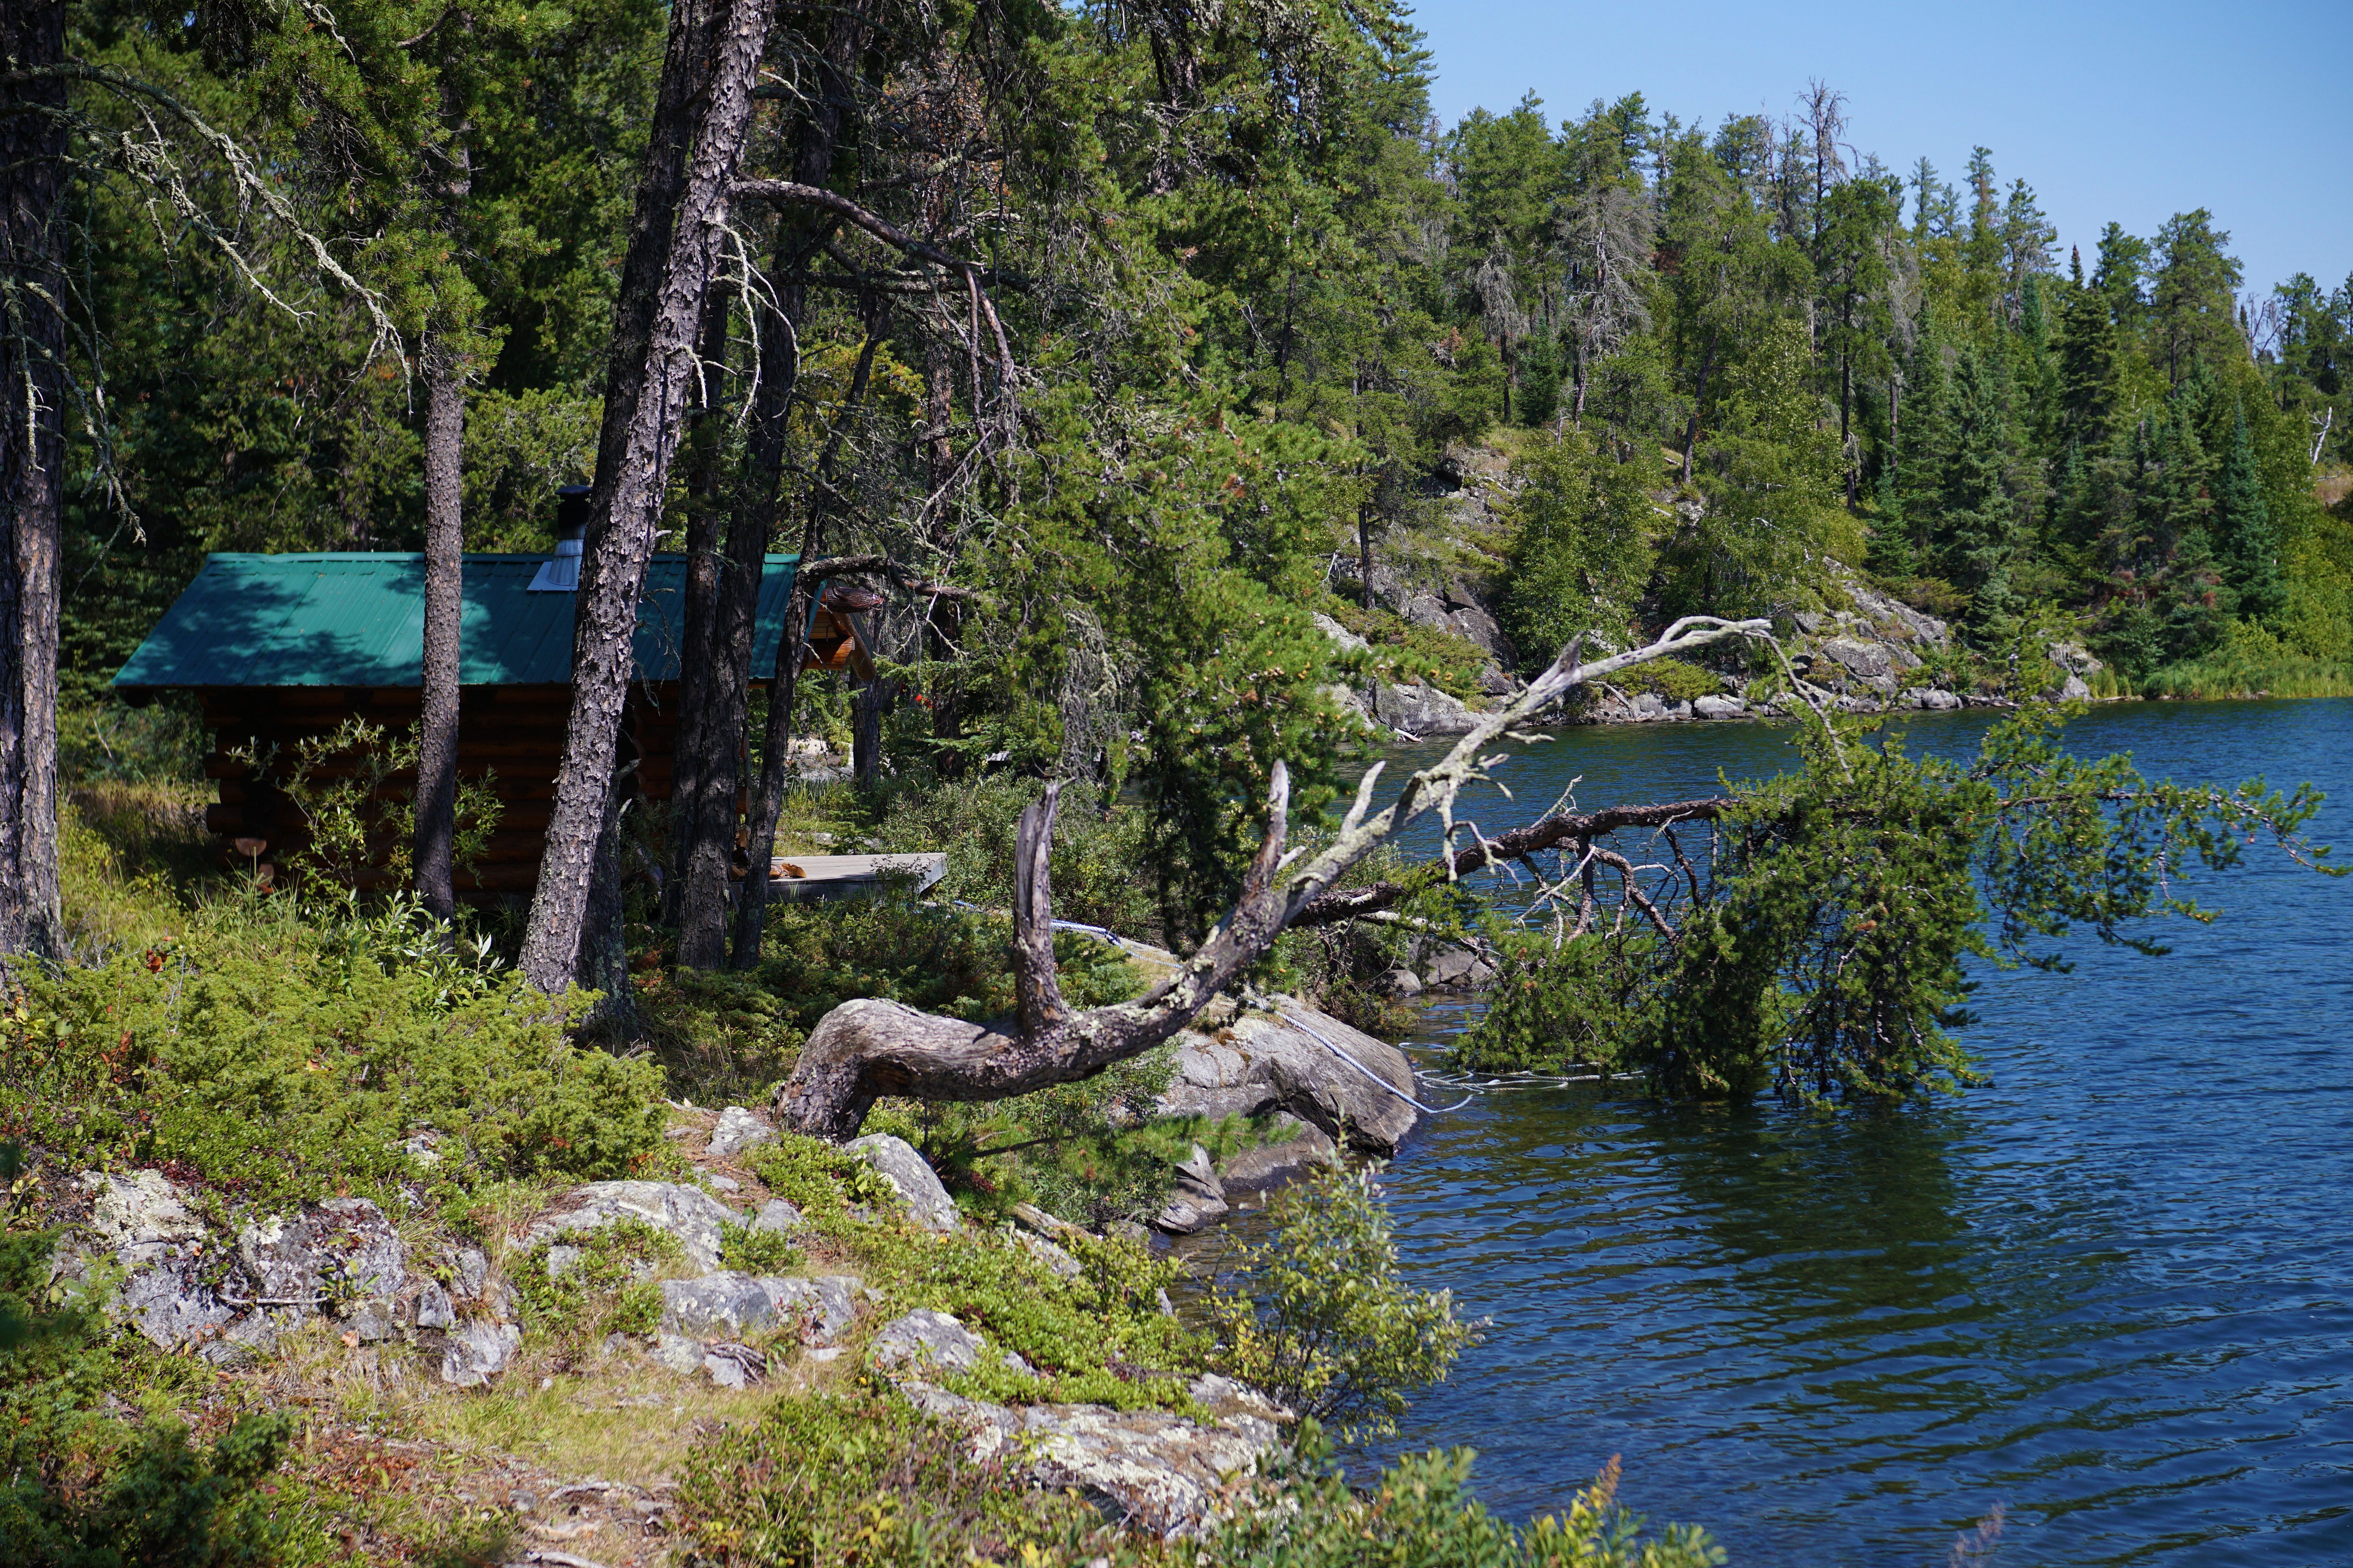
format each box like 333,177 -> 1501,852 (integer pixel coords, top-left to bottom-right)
852,669 -> 886,785
661,292 -> 734,938
0,0 -> 70,963
415,350 -> 465,922
517,0 -> 773,994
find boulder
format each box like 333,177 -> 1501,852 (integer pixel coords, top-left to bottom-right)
706,1106 -> 778,1159
2055,673 -> 2093,702
870,1308 -> 986,1374
524,1181 -> 738,1271
1309,612 -> 1370,658
764,1275 -> 863,1343
1155,995 -> 1418,1155
440,1319 -> 520,1386
902,1373 -> 1290,1535
752,1197 -> 804,1234
415,1281 -> 455,1330
1421,945 -> 1498,992
660,1272 -> 775,1338
1013,1230 -> 1082,1280
847,1134 -> 960,1233
1818,637 -> 1895,683
2048,640 -> 2104,677
238,1198 -> 405,1335
1217,1126 -> 1335,1194
1400,593 -> 1454,633
1693,694 -> 1747,719
1367,679 -> 1480,736
1911,687 -> 1963,711
79,1170 -> 204,1265
1150,1145 -> 1229,1236
658,1271 -> 863,1343
1445,603 -> 1515,666
1375,965 -> 1424,999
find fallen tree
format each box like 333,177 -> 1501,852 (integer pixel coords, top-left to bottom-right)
773,616 -> 1773,1139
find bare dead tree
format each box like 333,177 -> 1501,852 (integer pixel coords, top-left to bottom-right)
1557,182 -> 1654,431
774,616 -> 1772,1140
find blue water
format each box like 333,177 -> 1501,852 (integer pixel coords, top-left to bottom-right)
1360,700 -> 2353,1566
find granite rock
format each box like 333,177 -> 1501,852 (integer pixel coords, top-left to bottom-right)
847,1134 -> 960,1233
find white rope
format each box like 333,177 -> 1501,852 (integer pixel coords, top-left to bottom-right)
1274,1005 -> 1475,1116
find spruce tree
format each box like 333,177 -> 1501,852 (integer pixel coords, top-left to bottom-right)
2211,402 -> 2285,622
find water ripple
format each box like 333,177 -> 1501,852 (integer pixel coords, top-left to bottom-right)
1361,699 -> 2353,1566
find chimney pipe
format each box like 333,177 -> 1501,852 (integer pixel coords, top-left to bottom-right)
528,483 -> 592,592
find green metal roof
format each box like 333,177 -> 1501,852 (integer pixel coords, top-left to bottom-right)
113,552 -> 803,690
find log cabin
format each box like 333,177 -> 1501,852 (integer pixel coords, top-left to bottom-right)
111,526 -> 875,898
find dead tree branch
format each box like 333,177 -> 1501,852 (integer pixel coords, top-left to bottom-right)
773,615 -> 1773,1140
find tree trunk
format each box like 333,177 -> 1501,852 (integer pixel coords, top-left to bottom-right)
1357,498 -> 1374,612
415,349 -> 465,922
517,0 -> 773,995
575,774 -> 635,1036
662,291 -> 735,936
0,0 -> 69,964
853,669 -> 886,785
774,615 -> 1774,1140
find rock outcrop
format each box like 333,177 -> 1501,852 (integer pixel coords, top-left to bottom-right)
1153,992 -> 1419,1156
848,1133 -> 961,1233
522,1180 -> 739,1272
898,1370 -> 1291,1535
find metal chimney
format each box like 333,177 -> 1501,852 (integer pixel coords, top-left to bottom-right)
527,484 -> 592,592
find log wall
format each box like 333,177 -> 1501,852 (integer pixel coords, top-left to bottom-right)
197,683 -> 687,896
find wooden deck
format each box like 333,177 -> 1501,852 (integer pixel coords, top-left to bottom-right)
766,852 -> 947,903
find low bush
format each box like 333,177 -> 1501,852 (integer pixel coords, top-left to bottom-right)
1206,1158 -> 1481,1443
1,891 -> 666,1214
744,1133 -> 1209,1411
675,1390 -> 1111,1566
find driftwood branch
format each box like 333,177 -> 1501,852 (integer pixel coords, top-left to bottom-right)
772,616 -> 1774,1140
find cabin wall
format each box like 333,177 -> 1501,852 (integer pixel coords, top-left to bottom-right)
200,684 -> 682,896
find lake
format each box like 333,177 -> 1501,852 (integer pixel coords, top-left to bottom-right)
1351,698 -> 2353,1565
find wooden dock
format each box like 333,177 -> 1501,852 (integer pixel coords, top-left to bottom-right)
766,852 -> 947,903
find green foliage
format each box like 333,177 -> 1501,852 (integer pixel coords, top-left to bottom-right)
717,1217 -> 802,1275
1214,1436 -> 1725,1568
0,1411 -> 295,1568
675,1390 -> 1112,1565
1207,1159 -> 1480,1442
230,718 -> 500,894
1,892 -> 664,1212
1498,431 -> 1659,664
508,1217 -> 684,1345
1322,598 -> 1493,700
1457,708 -> 2341,1105
745,1134 -> 1208,1412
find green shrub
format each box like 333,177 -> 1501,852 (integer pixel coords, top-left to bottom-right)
507,1217 -> 684,1344
1322,596 -> 1493,699
1213,1432 -> 1726,1568
675,1390 -> 1112,1566
1607,657 -> 1724,703
744,1134 -> 1209,1412
1207,1159 -> 1480,1443
1,893 -> 666,1213
717,1217 -> 801,1274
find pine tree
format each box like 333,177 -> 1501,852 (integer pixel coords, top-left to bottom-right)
1933,343 -> 2026,627
2211,402 -> 2285,622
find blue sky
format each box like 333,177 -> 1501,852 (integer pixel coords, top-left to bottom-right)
1414,0 -> 2351,300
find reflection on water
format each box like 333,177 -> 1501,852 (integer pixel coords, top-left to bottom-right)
1344,700 -> 2353,1565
